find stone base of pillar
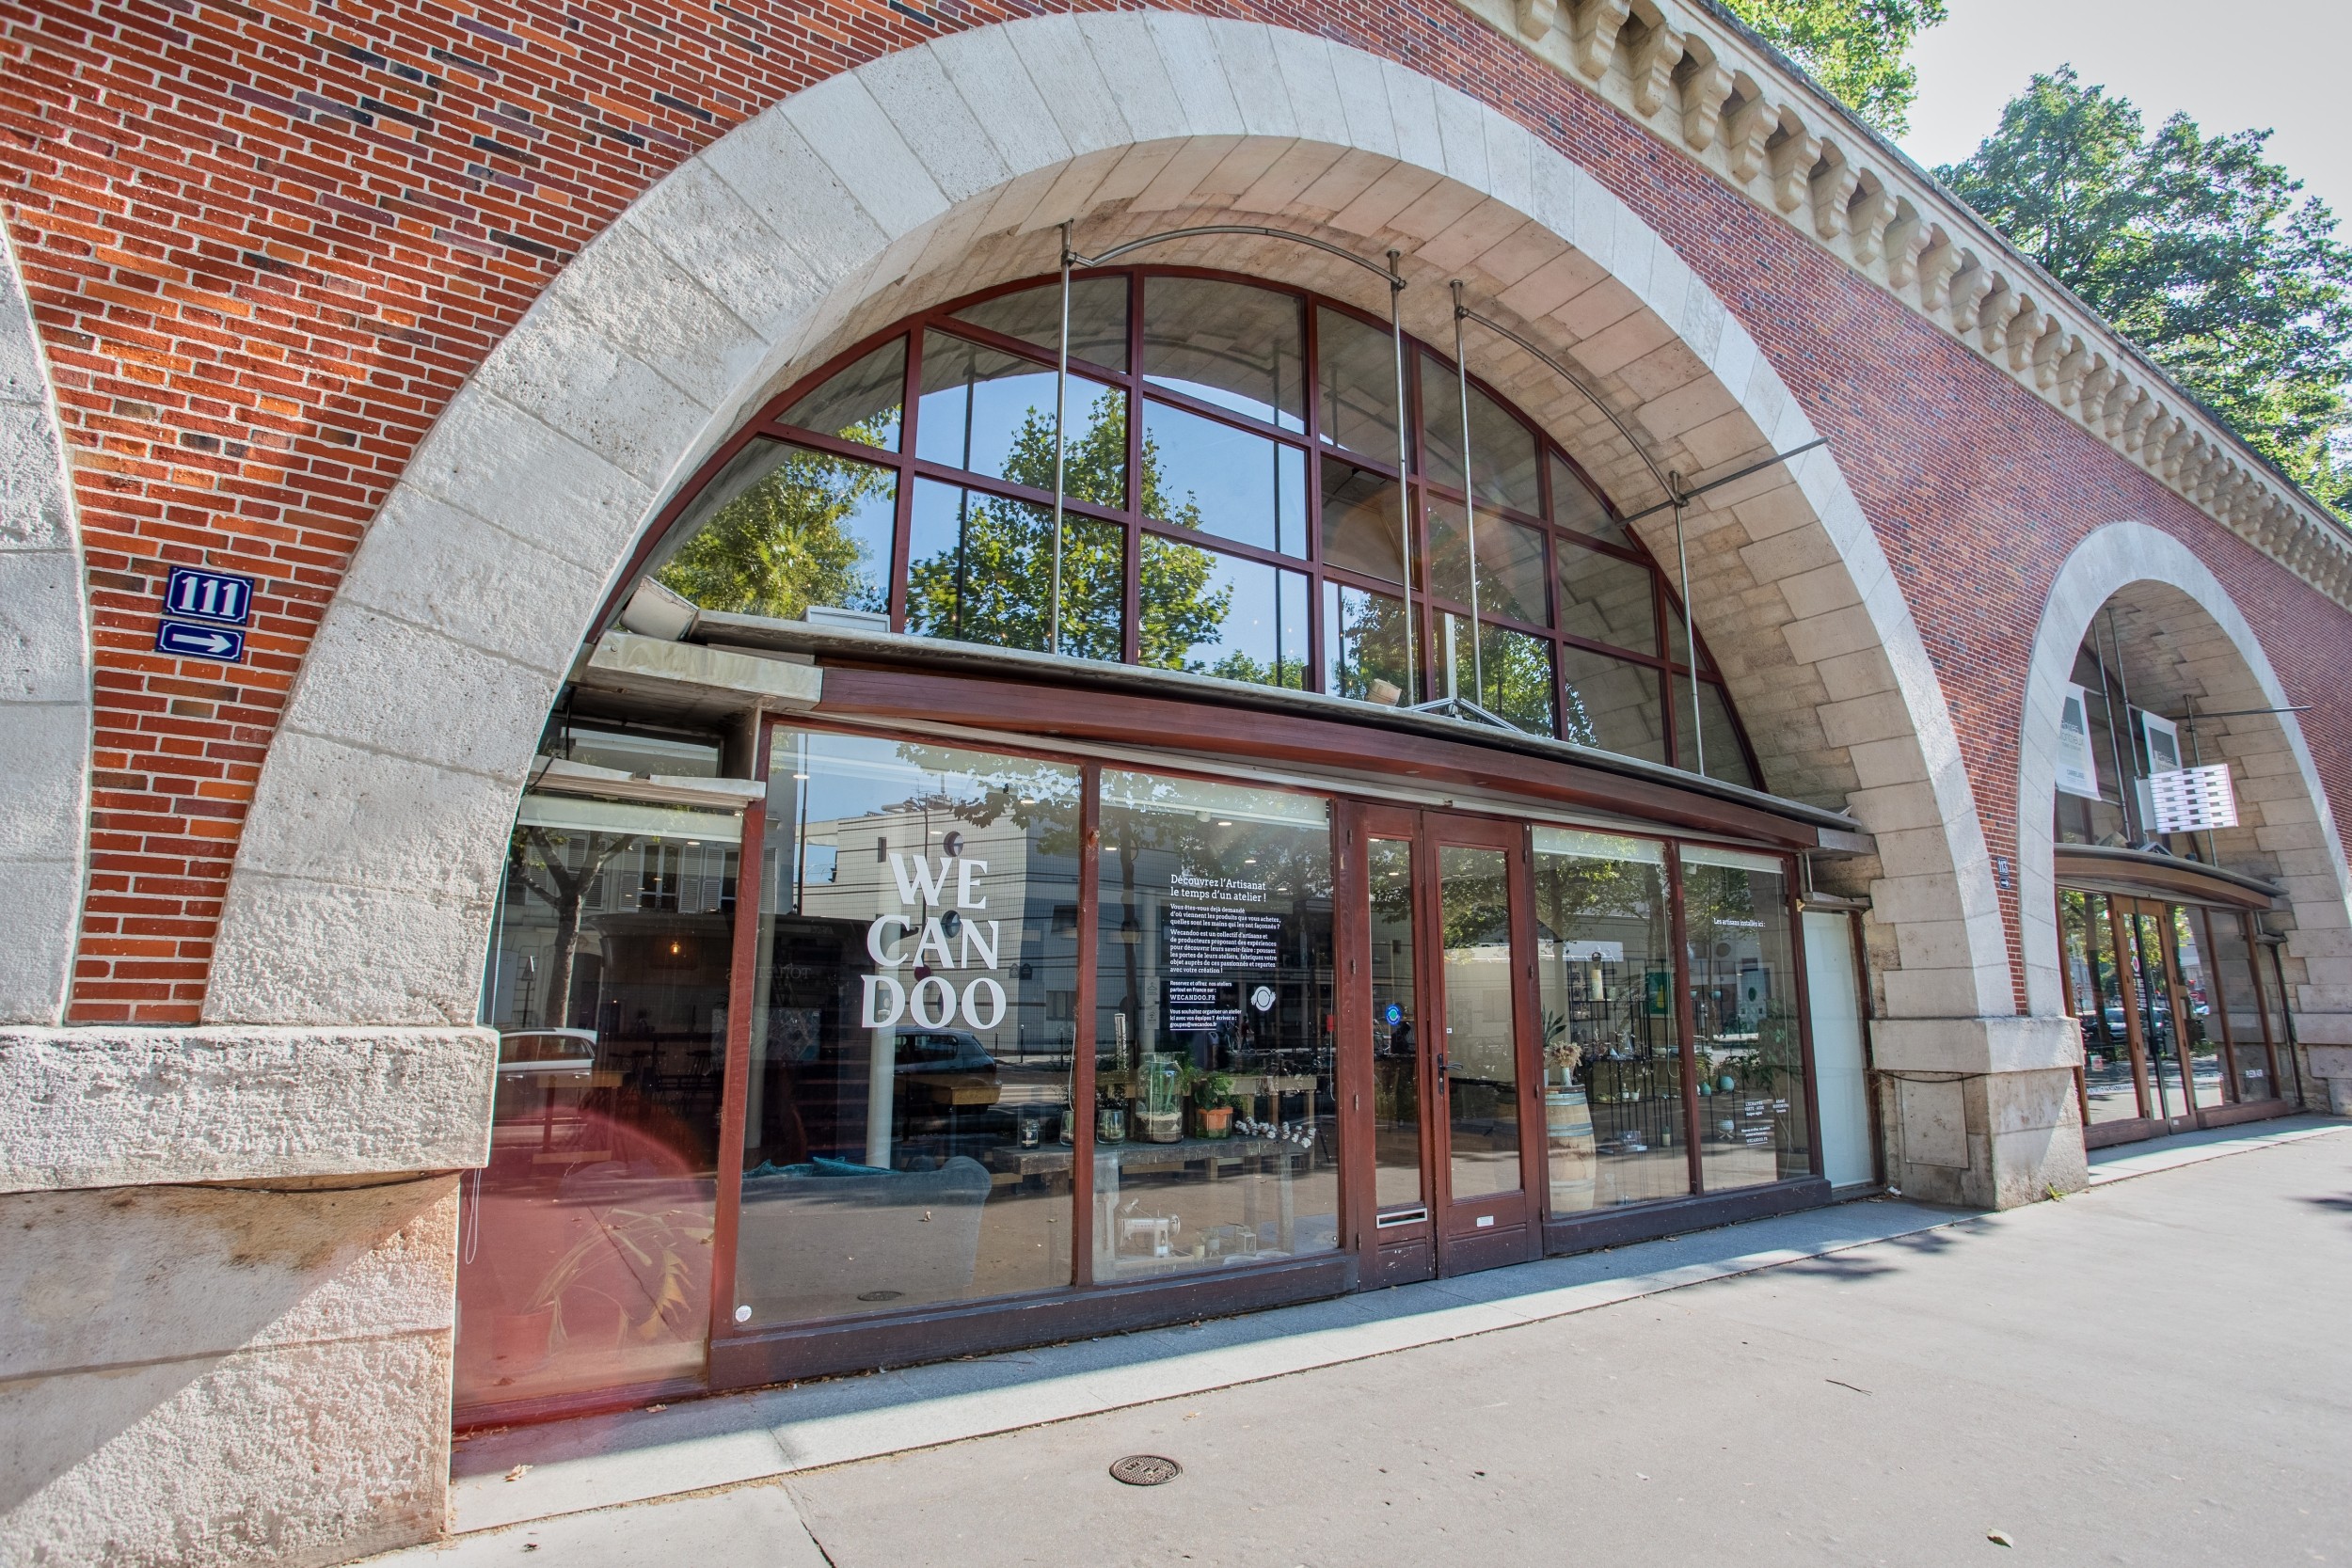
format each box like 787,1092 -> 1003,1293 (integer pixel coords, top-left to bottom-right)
2301,1044 -> 2352,1116
0,1178 -> 460,1567
1870,1016 -> 2087,1210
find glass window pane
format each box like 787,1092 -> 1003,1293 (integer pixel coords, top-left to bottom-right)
1533,828 -> 1687,1211
953,277 -> 1129,372
1673,681 -> 1756,788
780,339 -> 905,451
2173,907 -> 2226,1108
906,478 -> 1125,661
2126,906 -> 2186,1118
916,330 -> 1125,508
1438,844 -> 1520,1198
1095,771 -> 1338,1279
1319,459 -> 1407,586
1421,354 -> 1542,517
1323,581 -> 1416,707
1143,399 -> 1308,557
1368,836 -> 1423,1211
734,733 -> 1084,1326
652,438 -> 897,621
1142,276 -> 1305,432
1425,498 -> 1548,626
1317,306 -> 1402,464
1550,453 -> 1628,546
1681,847 -> 1809,1191
2205,912 -> 2278,1101
1444,615 -> 1556,736
459,795 -> 741,1412
1557,539 -> 1659,657
1139,535 -> 1309,689
2065,891 -> 2142,1125
1559,647 -> 1668,764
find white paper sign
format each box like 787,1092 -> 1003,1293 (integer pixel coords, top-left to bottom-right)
2148,764 -> 2240,834
2056,684 -> 2102,800
2139,709 -> 2183,777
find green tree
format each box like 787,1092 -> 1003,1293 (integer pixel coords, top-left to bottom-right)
1938,69 -> 2352,515
657,432 -> 895,618
1717,0 -> 1947,135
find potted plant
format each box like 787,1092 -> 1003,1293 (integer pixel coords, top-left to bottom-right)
1136,1053 -> 1184,1143
1192,1069 -> 1235,1138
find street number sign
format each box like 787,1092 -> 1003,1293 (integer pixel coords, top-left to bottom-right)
163,565 -> 255,626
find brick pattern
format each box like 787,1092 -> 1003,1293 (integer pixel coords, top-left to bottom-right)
3,0 -> 2346,1022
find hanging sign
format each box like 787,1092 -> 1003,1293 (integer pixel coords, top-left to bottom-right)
2148,764 -> 2239,834
2056,684 -> 2102,800
2138,708 -> 2184,777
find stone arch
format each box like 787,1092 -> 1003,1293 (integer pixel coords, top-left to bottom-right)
2015,521 -> 2352,1061
201,11 -> 2010,1043
0,219 -> 89,1025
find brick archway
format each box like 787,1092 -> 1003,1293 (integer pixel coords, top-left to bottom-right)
2016,520 -> 2352,1105
199,14 -> 2013,1102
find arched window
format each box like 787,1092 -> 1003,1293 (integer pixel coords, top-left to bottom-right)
634,269 -> 1759,788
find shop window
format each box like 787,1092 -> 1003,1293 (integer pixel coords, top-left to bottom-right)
1318,460 -> 1408,585
651,439 -> 898,621
1438,842 -> 1522,1198
1420,354 -> 1543,518
1367,836 -> 1422,1210
780,339 -> 905,451
1550,454 -> 1629,547
1322,581 -> 1414,705
1680,846 -> 1810,1190
1426,498 -> 1548,627
1533,829 -> 1687,1210
1142,398 -> 1308,557
954,277 -> 1130,372
736,732 -> 1085,1327
458,793 -> 743,1413
2171,907 -> 2227,1108
1143,276 -> 1305,432
1675,681 -> 1756,788
1316,306 -> 1400,464
1556,537 -> 1660,657
2063,890 -> 2140,1125
915,330 -> 1126,507
1559,646 -> 1668,763
1138,535 -> 1310,689
1093,770 -> 1339,1279
2203,911 -> 2278,1102
905,478 -> 1125,660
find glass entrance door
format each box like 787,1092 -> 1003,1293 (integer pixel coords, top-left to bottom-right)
1355,807 -> 1540,1282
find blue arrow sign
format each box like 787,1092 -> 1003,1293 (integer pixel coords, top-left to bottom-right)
163,565 -> 255,626
155,620 -> 245,662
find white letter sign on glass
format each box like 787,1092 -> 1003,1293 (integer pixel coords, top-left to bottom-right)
2056,683 -> 2103,800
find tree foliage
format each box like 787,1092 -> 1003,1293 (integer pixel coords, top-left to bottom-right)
1717,0 -> 1947,135
1938,69 -> 2352,515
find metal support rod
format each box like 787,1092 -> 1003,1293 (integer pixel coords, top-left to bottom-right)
1618,437 -> 1831,524
1670,483 -> 1704,778
1390,250 -> 1415,702
1453,300 -> 1677,506
1451,281 -> 1484,709
2105,606 -> 2145,843
2091,620 -> 2131,842
1050,222 -> 1073,657
2185,695 -> 2220,866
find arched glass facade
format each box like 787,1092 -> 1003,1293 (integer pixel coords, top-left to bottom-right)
636,269 -> 1759,789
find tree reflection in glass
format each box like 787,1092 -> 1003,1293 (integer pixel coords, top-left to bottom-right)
654,440 -> 897,620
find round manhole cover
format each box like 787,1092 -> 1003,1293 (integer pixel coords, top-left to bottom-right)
1109,1454 -> 1182,1487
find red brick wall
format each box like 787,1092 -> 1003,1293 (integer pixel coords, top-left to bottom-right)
5,0 -> 2344,1022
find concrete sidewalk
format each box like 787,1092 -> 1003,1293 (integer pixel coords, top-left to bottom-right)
371,1117 -> 2350,1565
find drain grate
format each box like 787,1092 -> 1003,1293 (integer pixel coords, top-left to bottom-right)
1109,1454 -> 1183,1487
855,1290 -> 903,1302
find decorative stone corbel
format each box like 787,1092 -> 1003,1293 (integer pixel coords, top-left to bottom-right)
1913,227 -> 1958,305
1976,281 -> 2020,352
2067,349 -> 2109,411
1722,81 -> 1772,183
1627,18 -> 1682,116
1515,0 -> 1562,40
1846,177 -> 1899,265
2104,382 -> 2146,442
1765,116 -> 1820,214
1809,142 -> 1859,240
1947,259 -> 1993,332
1676,53 -> 1731,150
1568,0 -> 1633,77
2060,341 -> 2098,408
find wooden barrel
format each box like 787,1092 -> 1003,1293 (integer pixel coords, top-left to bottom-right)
1545,1090 -> 1597,1212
